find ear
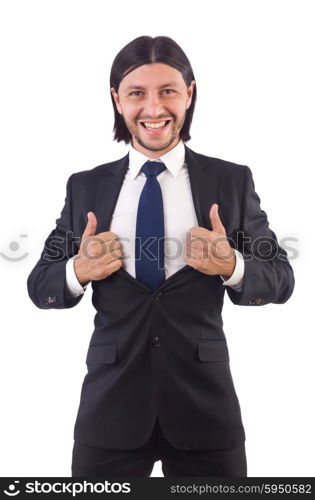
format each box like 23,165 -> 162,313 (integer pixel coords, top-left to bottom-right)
110,87 -> 123,115
186,80 -> 195,110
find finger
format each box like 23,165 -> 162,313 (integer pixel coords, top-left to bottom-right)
82,211 -> 98,240
184,256 -> 200,270
105,259 -> 123,275
103,238 -> 122,256
96,242 -> 123,262
209,204 -> 226,235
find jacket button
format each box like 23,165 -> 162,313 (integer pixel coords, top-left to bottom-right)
248,297 -> 266,305
153,291 -> 163,301
45,296 -> 57,305
152,336 -> 162,347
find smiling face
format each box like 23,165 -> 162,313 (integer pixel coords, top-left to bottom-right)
111,63 -> 195,158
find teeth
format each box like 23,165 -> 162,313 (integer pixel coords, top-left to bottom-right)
142,121 -> 167,129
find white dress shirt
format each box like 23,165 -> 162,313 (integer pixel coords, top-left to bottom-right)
66,140 -> 244,297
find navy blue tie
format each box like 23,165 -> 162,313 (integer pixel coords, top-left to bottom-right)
135,160 -> 166,289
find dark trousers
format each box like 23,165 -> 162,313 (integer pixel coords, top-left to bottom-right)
72,419 -> 247,477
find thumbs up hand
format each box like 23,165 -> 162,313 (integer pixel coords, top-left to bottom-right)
74,211 -> 123,286
184,204 -> 236,278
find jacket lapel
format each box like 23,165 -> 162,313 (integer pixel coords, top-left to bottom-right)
184,144 -> 219,231
94,152 -> 130,233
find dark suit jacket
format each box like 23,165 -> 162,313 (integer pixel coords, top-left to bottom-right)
27,145 -> 295,450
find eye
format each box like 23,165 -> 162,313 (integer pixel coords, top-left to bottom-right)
130,91 -> 142,96
162,89 -> 174,94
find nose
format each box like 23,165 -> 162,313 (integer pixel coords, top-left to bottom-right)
142,91 -> 165,118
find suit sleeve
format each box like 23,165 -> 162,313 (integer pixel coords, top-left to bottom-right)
27,173 -> 84,309
226,165 -> 295,306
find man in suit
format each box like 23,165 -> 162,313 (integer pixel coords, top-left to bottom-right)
27,35 -> 295,477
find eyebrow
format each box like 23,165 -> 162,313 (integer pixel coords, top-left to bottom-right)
124,82 -> 180,92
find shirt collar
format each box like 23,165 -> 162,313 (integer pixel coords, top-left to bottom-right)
128,139 -> 185,180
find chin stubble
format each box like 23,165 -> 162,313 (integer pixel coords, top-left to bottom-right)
134,133 -> 177,152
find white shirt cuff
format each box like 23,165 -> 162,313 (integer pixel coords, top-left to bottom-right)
65,256 -> 87,297
220,249 -> 244,290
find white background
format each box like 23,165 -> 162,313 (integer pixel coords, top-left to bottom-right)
0,0 -> 313,477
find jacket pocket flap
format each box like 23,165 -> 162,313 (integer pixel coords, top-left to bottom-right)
197,340 -> 230,362
86,343 -> 117,365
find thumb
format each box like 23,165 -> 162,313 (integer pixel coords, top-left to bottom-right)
82,211 -> 97,240
209,203 -> 226,235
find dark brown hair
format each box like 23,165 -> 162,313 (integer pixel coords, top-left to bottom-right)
109,36 -> 197,144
